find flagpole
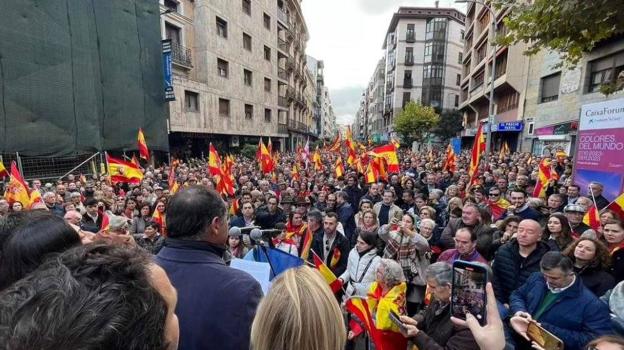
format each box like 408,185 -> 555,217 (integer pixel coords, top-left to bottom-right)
588,185 -> 598,211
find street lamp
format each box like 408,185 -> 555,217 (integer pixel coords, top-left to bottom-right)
456,0 -> 497,159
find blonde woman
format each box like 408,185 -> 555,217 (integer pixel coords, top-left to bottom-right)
251,266 -> 346,350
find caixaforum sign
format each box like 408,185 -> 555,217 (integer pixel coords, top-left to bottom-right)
574,98 -> 624,200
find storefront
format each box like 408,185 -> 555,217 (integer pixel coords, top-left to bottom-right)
490,121 -> 523,152
532,121 -> 578,156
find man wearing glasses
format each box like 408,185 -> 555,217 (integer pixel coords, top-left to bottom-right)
488,188 -> 510,222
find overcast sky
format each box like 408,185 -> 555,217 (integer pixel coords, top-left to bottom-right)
301,0 -> 465,125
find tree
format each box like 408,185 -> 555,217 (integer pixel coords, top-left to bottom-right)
432,110 -> 463,141
496,0 -> 624,66
393,101 -> 440,146
239,144 -> 257,159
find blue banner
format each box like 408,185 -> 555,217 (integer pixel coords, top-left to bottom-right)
451,137 -> 461,154
162,39 -> 175,101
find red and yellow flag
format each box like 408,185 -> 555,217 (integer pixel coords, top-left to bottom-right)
137,128 -> 150,161
312,146 -> 323,171
370,156 -> 388,182
335,156 -> 345,178
468,123 -> 486,187
605,192 -> 624,220
4,162 -> 32,207
0,161 -> 8,178
312,251 -> 342,293
208,143 -> 222,177
499,141 -> 510,161
583,205 -> 601,231
489,198 -> 510,221
131,154 -> 141,168
328,132 -> 342,152
364,162 -> 377,184
345,127 -> 357,166
29,189 -> 43,209
152,209 -> 166,234
291,164 -> 300,182
106,154 -> 144,184
258,139 -> 274,174
443,144 -> 457,173
532,158 -> 558,198
100,211 -> 111,232
299,226 -> 313,260
345,297 -> 384,350
370,144 -> 399,173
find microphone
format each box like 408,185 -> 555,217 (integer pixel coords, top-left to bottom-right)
228,226 -> 241,237
250,228 -> 283,245
250,228 -> 264,243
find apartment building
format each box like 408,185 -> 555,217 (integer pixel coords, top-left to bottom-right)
160,0 -> 312,156
320,86 -> 337,139
521,36 -> 624,155
368,58 -> 387,142
381,7 -> 465,138
458,3 -> 529,152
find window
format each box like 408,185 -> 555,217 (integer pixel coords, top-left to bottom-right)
402,92 -> 411,108
540,72 -> 561,103
219,98 -> 230,117
264,13 -> 271,30
460,30 -> 465,41
217,58 -> 229,78
264,77 -> 271,92
458,52 -> 463,64
587,51 -> 624,93
216,17 -> 228,38
265,108 -> 272,122
165,23 -> 181,45
244,69 -> 253,86
264,45 -> 271,61
164,0 -> 178,13
405,47 -> 414,65
403,70 -> 412,87
242,0 -> 251,15
243,33 -> 252,51
184,91 -> 199,112
454,94 -> 459,107
245,104 -> 253,119
406,24 -> 415,42
456,74 -> 461,86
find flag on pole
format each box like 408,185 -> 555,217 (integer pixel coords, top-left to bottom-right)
499,141 -> 510,161
137,128 -> 150,161
312,146 -> 323,171
291,164 -> 300,182
131,154 -> 141,168
100,211 -> 111,232
345,127 -> 357,166
4,162 -> 31,207
299,226 -> 313,260
364,162 -> 377,184
258,139 -> 274,174
335,156 -> 345,178
328,132 -> 342,152
468,123 -> 486,187
605,192 -> 624,220
311,251 -> 343,293
208,143 -> 222,177
583,205 -> 601,231
106,154 -> 144,184
369,144 -> 399,173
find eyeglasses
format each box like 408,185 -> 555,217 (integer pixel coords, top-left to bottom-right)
488,193 -> 500,197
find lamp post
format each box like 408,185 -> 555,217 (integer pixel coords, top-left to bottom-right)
456,0 -> 497,159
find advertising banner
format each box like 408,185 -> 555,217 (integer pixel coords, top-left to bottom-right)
573,98 -> 624,200
162,39 -> 175,101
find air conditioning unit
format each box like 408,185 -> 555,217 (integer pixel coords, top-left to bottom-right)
230,136 -> 240,147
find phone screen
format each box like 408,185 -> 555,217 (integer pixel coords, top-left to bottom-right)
388,310 -> 407,334
527,322 -> 564,350
451,262 -> 487,325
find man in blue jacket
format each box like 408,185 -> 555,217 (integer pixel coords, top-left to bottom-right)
508,251 -> 612,350
155,186 -> 263,350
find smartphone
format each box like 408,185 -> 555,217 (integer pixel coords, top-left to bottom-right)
451,260 -> 488,325
388,310 -> 408,334
527,321 -> 564,350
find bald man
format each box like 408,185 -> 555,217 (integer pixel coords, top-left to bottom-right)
492,219 -> 551,307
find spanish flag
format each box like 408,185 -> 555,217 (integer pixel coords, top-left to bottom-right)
208,143 -> 222,176
606,192 -> 624,220
152,209 -> 166,234
106,154 -> 144,184
443,144 -> 457,173
499,141 -> 510,160
364,162 -> 377,184
345,126 -> 357,166
291,164 -> 300,182
312,251 -> 342,293
532,158 -> 558,198
489,198 -> 510,221
312,146 -> 323,171
345,297 -> 384,350
137,128 -> 150,161
468,123 -> 486,187
29,189 -> 43,209
258,139 -> 274,174
100,211 -> 111,232
4,162 -> 32,207
370,144 -> 400,173
328,132 -> 342,152
299,225 -> 313,260
335,156 -> 345,178
0,161 -> 7,178
583,205 -> 601,231
131,154 -> 141,168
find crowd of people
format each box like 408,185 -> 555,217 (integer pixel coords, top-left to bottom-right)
0,145 -> 624,350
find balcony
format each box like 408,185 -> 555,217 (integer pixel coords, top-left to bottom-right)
288,119 -> 308,133
171,42 -> 192,68
278,96 -> 290,108
278,123 -> 288,134
278,67 -> 289,81
405,56 -> 414,66
278,37 -> 290,52
406,32 -> 416,43
285,58 -> 295,71
277,8 -> 290,26
403,79 -> 413,88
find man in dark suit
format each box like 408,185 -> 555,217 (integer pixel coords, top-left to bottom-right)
310,212 -> 349,277
155,186 -> 262,350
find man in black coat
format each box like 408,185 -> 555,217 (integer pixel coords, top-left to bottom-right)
155,186 -> 262,350
254,195 -> 287,229
343,173 -> 363,207
310,212 -> 349,278
335,191 -> 357,246
439,203 -> 495,260
492,219 -> 550,309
